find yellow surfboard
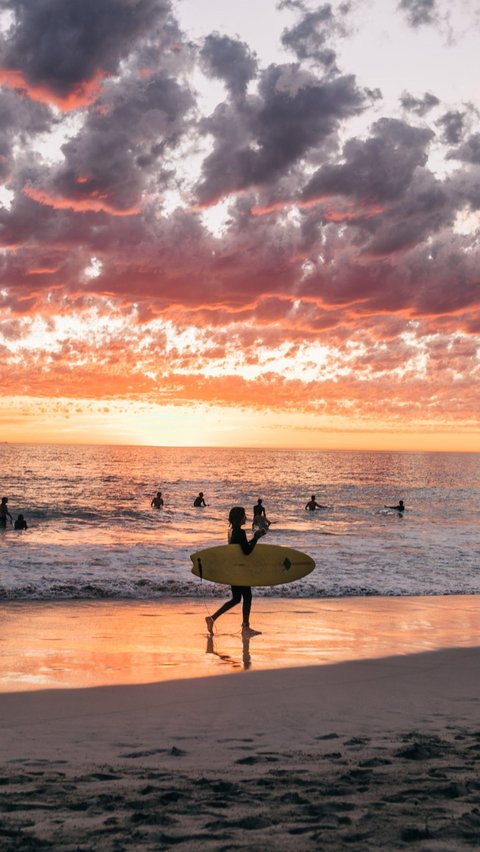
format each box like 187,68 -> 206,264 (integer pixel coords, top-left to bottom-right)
190,543 -> 315,587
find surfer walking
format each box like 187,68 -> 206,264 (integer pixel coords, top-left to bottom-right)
205,506 -> 265,637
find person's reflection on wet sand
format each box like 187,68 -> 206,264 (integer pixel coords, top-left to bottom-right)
206,633 -> 252,670
242,633 -> 251,669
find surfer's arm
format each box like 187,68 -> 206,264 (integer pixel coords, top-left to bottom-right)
240,532 -> 257,555
231,528 -> 263,555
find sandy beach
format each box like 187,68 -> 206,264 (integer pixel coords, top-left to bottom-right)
1,597 -> 480,849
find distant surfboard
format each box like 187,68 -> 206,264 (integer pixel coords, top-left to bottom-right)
190,543 -> 315,587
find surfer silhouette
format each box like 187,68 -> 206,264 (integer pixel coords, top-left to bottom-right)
305,495 -> 327,511
14,514 -> 28,530
193,492 -> 207,507
252,498 -> 270,530
205,506 -> 265,637
385,500 -> 405,513
151,491 -> 164,509
0,497 -> 13,528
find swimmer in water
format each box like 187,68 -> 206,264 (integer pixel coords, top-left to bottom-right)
0,497 -> 13,529
252,498 -> 270,530
151,491 -> 164,509
305,495 -> 328,511
385,500 -> 405,512
193,492 -> 207,507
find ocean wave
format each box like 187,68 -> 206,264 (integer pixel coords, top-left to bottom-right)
1,576 -> 479,602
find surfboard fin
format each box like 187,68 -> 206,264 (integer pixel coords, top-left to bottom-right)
282,557 -> 292,571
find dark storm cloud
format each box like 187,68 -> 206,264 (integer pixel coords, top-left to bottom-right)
302,118 -> 433,205
200,34 -> 257,98
437,111 -> 467,146
0,0 -> 172,100
400,91 -> 440,116
195,65 -> 366,205
398,0 -> 437,27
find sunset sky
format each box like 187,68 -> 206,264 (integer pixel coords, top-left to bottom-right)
0,0 -> 479,450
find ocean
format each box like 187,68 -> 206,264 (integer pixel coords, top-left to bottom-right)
0,444 -> 479,601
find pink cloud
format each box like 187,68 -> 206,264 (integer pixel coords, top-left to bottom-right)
0,68 -> 105,111
22,185 -> 141,217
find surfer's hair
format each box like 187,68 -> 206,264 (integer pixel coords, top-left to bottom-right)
228,506 -> 245,527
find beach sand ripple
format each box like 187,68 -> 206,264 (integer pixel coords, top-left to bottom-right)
1,724 -> 480,850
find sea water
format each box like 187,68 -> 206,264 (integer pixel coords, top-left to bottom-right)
0,444 -> 478,600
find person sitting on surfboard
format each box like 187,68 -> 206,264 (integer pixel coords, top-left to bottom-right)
205,506 -> 265,637
193,492 -> 207,507
305,495 -> 327,511
252,498 -> 270,531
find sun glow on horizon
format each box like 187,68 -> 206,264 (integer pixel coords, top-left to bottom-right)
0,395 -> 478,454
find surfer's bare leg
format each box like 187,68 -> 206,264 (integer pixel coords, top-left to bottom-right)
208,587 -> 242,628
241,587 -> 252,628
240,588 -> 261,634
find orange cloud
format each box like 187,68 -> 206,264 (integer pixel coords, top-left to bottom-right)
0,68 -> 105,111
251,197 -> 384,219
22,185 -> 140,216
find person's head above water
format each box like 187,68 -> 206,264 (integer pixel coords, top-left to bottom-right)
311,495 -> 316,501
1,497 -> 8,504
228,506 -> 246,526
199,492 -> 204,497
256,499 -> 262,504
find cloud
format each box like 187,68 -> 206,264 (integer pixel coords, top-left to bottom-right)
280,3 -> 349,68
302,118 -> 433,205
0,0 -> 479,440
31,70 -> 194,214
398,0 -> 437,28
0,88 -> 53,180
400,91 -> 440,116
200,33 -> 257,98
447,133 -> 480,165
195,65 -> 366,205
0,0 -> 173,108
437,110 -> 467,145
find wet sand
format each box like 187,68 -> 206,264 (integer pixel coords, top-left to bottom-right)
1,596 -> 480,849
1,595 -> 479,691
